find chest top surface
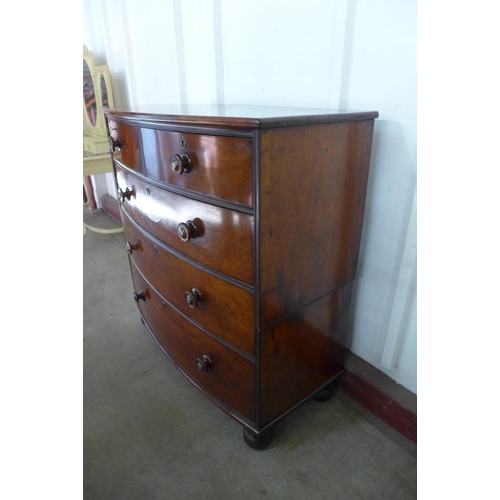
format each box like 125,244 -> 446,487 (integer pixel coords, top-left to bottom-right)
102,104 -> 379,129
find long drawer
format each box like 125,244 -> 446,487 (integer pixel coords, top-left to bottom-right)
130,261 -> 256,423
123,213 -> 255,356
116,165 -> 254,285
141,128 -> 253,207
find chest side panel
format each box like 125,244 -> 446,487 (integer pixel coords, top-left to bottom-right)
257,120 -> 375,328
258,283 -> 352,427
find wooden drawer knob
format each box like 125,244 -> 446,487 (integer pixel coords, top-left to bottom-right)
185,288 -> 203,308
126,241 -> 139,254
108,136 -> 122,152
117,187 -> 133,202
133,290 -> 146,303
170,154 -> 192,175
177,220 -> 199,242
196,355 -> 212,374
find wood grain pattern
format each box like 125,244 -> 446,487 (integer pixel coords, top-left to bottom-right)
123,214 -> 255,356
116,165 -> 255,285
141,128 -> 253,206
258,121 -> 375,328
258,283 -> 352,427
130,261 -> 256,422
104,105 -> 378,446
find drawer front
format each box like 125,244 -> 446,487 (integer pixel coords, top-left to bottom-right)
108,119 -> 145,174
123,215 -> 255,356
141,128 -> 253,206
116,166 -> 254,285
130,262 -> 256,423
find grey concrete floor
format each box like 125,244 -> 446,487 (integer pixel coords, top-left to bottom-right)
83,211 -> 417,500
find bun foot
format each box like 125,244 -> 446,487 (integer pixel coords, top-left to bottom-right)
313,384 -> 335,402
243,428 -> 273,449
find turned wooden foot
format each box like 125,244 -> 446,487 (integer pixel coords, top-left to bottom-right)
243,428 -> 273,449
313,382 -> 337,402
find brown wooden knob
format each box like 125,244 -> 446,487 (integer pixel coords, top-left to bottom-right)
108,136 -> 122,152
117,187 -> 133,202
177,220 -> 199,242
185,288 -> 203,308
126,241 -> 139,254
196,355 -> 212,374
133,290 -> 146,303
170,154 -> 192,175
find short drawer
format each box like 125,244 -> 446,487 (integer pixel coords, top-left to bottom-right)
141,128 -> 253,207
116,165 -> 254,285
123,215 -> 255,356
130,263 -> 256,423
107,119 -> 145,174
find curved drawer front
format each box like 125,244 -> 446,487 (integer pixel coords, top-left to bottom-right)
130,263 -> 256,423
116,165 -> 254,285
141,128 -> 253,207
123,215 -> 255,356
108,120 -> 145,174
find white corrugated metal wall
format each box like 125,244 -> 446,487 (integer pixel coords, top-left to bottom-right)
83,0 -> 417,393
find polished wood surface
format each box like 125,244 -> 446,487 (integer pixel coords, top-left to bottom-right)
130,262 -> 256,422
141,128 -> 253,206
243,427 -> 273,449
123,213 -> 255,356
102,105 -> 377,447
116,165 -> 254,285
104,104 -> 378,130
259,284 -> 352,427
108,120 -> 145,174
258,121 -> 375,328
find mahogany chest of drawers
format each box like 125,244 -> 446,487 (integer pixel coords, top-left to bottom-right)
102,104 -> 378,448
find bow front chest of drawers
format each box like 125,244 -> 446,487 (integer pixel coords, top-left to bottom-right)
102,105 -> 378,449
